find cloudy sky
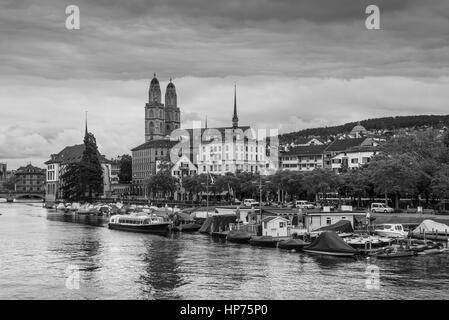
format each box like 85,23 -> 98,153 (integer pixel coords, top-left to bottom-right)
0,0 -> 448,169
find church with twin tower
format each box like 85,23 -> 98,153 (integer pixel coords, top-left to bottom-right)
145,73 -> 181,141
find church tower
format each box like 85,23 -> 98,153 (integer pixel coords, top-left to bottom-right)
145,74 -> 165,141
232,83 -> 239,129
164,78 -> 181,136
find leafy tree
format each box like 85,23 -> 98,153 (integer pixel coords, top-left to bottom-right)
366,154 -> 418,210
79,132 -> 104,200
431,164 -> 449,211
60,132 -> 104,202
60,163 -> 84,201
118,154 -> 132,183
3,176 -> 16,192
147,171 -> 176,200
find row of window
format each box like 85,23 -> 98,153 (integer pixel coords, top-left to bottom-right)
201,164 -> 260,173
202,153 -> 264,161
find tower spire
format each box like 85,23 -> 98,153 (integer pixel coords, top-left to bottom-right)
232,82 -> 238,129
84,110 -> 88,138
205,115 -> 208,128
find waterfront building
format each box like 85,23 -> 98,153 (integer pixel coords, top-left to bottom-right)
14,164 -> 46,195
193,85 -> 276,175
131,139 -> 178,197
44,124 -> 112,203
280,145 -> 327,171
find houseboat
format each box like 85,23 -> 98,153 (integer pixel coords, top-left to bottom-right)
108,213 -> 172,234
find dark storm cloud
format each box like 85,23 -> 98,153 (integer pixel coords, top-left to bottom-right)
84,0 -> 417,23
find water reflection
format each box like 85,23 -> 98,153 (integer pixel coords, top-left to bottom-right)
139,237 -> 185,299
46,211 -> 108,227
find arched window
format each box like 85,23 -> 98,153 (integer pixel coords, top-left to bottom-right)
149,109 -> 154,118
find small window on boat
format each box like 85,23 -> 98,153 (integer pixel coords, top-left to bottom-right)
326,217 -> 331,225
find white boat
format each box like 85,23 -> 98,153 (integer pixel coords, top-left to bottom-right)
374,224 -> 408,238
344,235 -> 391,248
108,213 -> 172,234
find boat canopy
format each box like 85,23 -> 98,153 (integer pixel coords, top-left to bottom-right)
305,231 -> 357,254
316,220 -> 354,233
412,220 -> 449,235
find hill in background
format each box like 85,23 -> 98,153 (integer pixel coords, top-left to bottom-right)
279,115 -> 449,145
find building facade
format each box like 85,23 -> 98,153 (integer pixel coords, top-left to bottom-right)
280,145 -> 327,171
131,139 -> 178,197
330,146 -> 380,172
193,85 -> 275,175
14,164 -> 46,195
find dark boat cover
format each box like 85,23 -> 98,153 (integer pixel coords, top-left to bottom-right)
199,214 -> 236,233
304,231 -> 357,253
316,220 -> 354,233
279,239 -> 308,246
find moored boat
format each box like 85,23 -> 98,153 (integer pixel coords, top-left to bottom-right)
374,224 -> 408,238
344,235 -> 391,249
303,231 -> 357,257
108,213 -> 172,234
278,238 -> 309,251
227,230 -> 252,244
376,247 -> 416,259
249,236 -> 279,248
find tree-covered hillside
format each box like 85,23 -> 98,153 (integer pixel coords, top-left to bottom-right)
279,115 -> 449,144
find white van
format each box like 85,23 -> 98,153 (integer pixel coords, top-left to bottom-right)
243,199 -> 259,207
371,203 -> 394,213
295,200 -> 315,209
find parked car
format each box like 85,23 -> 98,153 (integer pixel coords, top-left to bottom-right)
243,199 -> 259,207
371,202 -> 394,213
295,200 -> 315,209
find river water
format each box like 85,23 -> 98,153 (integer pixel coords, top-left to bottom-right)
1,202 -> 448,300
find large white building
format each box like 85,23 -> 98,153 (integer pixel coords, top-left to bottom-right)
192,85 -> 278,175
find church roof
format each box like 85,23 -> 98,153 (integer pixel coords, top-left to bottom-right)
131,139 -> 179,152
45,144 -> 110,165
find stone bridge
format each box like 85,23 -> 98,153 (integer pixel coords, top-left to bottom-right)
0,192 -> 45,200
